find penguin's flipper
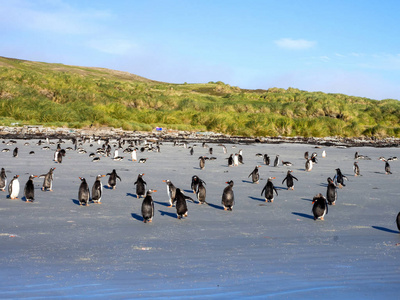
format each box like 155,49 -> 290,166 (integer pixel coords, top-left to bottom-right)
184,195 -> 195,203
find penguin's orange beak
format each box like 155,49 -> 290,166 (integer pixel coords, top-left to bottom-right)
79,177 -> 82,180
272,177 -> 276,179
162,180 -> 166,182
153,190 -> 157,193
101,175 -> 106,177
312,200 -> 315,204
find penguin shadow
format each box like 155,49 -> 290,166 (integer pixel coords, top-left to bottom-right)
300,198 -> 313,202
193,167 -> 202,170
207,202 -> 225,210
103,185 -> 114,190
71,199 -> 81,206
131,213 -> 143,222
242,180 -> 254,184
183,189 -> 194,194
371,226 -> 399,234
292,212 -> 314,220
318,183 -> 328,187
158,210 -> 177,218
248,196 -> 265,202
126,193 -> 138,198
275,186 -> 287,190
373,172 -> 387,175
153,200 -> 170,207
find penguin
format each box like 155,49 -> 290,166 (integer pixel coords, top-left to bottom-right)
139,158 -> 147,163
274,155 -> 280,167
54,150 -> 59,162
219,144 -> 227,154
199,156 -> 206,170
162,179 -> 177,207
282,161 -> 292,166
385,160 -> 392,175
196,180 -> 207,205
191,175 -> 202,193
233,154 -> 239,166
57,151 -> 63,164
333,168 -> 348,188
238,152 -> 244,164
311,152 -> 318,163
305,159 -> 313,172
322,150 -> 326,158
326,177 -> 337,205
304,151 -> 309,160
190,147 -> 194,156
78,177 -> 90,206
222,180 -> 234,211
263,154 -> 270,166
91,174 -> 106,204
0,168 -> 7,191
353,162 -> 361,176
142,189 -> 157,223
312,193 -> 328,221
13,147 -> 18,158
106,169 -> 121,189
209,148 -> 213,155
248,166 -> 261,184
8,175 -> 20,199
175,188 -> 192,219
261,177 -> 278,202
40,167 -> 55,191
92,157 -> 100,162
134,173 -> 147,198
282,170 -> 298,190
24,175 -> 37,202
228,154 -> 234,167
397,212 -> 400,232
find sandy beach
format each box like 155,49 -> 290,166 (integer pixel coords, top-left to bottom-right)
0,137 -> 399,299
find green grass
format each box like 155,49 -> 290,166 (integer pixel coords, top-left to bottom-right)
1,56 -> 400,137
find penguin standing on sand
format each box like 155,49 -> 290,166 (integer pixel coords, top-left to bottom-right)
142,189 -> 157,223
274,155 -> 280,167
333,168 -> 348,187
199,156 -> 206,170
261,177 -> 278,202
396,212 -> 400,232
106,169 -> 121,189
353,162 -> 361,176
304,151 -> 309,160
40,167 -> 55,191
191,175 -> 202,193
233,154 -> 239,166
305,159 -> 313,172
175,188 -> 194,219
384,159 -> 392,174
222,180 -> 234,211
91,174 -> 105,204
0,168 -> 7,191
228,154 -> 234,167
326,177 -> 337,205
24,175 -> 37,202
134,173 -> 147,198
248,166 -> 261,184
13,147 -> 18,158
196,180 -> 207,204
131,149 -> 137,162
312,193 -> 328,221
78,177 -> 90,206
162,179 -> 177,207
282,170 -> 298,190
8,175 -> 20,199
263,154 -> 270,166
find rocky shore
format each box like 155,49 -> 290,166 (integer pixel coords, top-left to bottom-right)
1,125 -> 399,147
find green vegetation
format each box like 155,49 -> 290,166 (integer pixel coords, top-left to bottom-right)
0,56 -> 399,137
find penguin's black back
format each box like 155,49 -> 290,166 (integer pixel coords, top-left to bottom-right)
197,181 -> 206,204
78,178 -> 90,205
396,212 -> 400,232
24,178 -> 35,201
312,194 -> 327,220
175,189 -> 188,218
141,193 -> 154,222
326,179 -> 337,205
222,181 -> 234,210
92,180 -> 102,201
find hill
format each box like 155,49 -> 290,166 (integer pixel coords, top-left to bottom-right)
1,56 -> 399,138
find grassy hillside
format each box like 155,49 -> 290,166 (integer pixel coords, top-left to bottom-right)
1,56 -> 399,138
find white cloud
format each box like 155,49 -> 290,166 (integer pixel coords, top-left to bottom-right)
86,39 -> 137,55
274,38 -> 316,50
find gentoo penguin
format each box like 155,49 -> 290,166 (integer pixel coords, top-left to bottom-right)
384,160 -> 392,175
238,151 -> 244,164
13,147 -> 18,157
282,161 -> 292,166
263,154 -> 270,166
261,177 -> 278,202
0,168 -> 7,191
209,148 -> 213,155
57,151 -> 63,164
162,180 -> 177,207
334,168 -> 348,188
78,177 -> 90,206
228,154 -> 234,167
312,193 -> 328,221
305,159 -> 313,172
326,177 -> 337,205
91,174 -> 105,204
282,170 -> 298,190
353,162 -> 361,176
196,180 -> 207,204
219,144 -> 227,154
191,175 -> 202,193
134,173 -> 147,198
274,155 -> 280,167
54,149 -> 59,162
40,167 -> 55,191
248,166 -> 261,184
233,154 -> 239,166
222,180 -> 234,211
131,149 -> 137,161
8,175 -> 20,199
106,169 -> 121,189
142,189 -> 157,223
311,152 -> 318,163
396,212 -> 400,232
322,150 -> 326,158
139,158 -> 147,163
199,156 -> 206,170
175,188 -> 191,219
190,147 -> 194,155
24,175 -> 37,202
304,151 -> 309,160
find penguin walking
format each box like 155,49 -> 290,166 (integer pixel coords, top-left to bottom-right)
175,188 -> 194,219
222,180 -> 234,211
92,175 -> 105,204
8,175 -> 20,200
305,159 -> 313,172
282,170 -> 298,190
384,159 -> 392,175
162,179 -> 177,207
131,149 -> 137,162
248,166 -> 261,184
396,212 -> 400,232
228,154 -> 234,167
78,177 -> 90,206
196,180 -> 207,205
263,154 -> 270,166
199,156 -> 206,170
322,150 -> 326,158
24,175 -> 37,202
326,177 -> 337,205
312,193 -> 328,221
142,189 -> 157,223
0,168 -> 7,191
333,168 -> 348,188
274,155 -> 280,167
311,152 -> 318,163
261,177 -> 278,202
191,175 -> 202,193
233,154 -> 239,166
353,162 -> 361,176
106,169 -> 121,189
13,147 -> 18,158
40,167 -> 55,191
134,173 -> 147,198
57,151 -> 63,164
304,151 -> 309,160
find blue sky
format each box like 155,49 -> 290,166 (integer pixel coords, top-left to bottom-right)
1,0 -> 399,100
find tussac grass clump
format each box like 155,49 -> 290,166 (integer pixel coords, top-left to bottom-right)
1,56 -> 400,138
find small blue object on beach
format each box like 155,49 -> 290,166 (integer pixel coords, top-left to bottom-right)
156,127 -> 162,131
